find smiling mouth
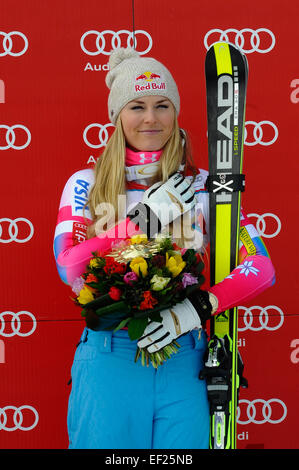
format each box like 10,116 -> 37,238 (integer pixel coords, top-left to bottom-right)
139,130 -> 162,133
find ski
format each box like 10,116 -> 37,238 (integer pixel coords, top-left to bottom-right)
201,42 -> 248,449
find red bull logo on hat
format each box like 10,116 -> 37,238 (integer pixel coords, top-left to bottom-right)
135,71 -> 166,92
136,71 -> 161,81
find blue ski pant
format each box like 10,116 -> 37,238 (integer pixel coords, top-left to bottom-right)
67,327 -> 210,449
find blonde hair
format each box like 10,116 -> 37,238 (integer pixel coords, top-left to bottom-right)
85,114 -> 198,244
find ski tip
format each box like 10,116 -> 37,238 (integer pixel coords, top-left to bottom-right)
205,41 -> 249,75
206,41 -> 247,58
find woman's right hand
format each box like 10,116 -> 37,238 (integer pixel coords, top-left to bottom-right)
127,173 -> 195,237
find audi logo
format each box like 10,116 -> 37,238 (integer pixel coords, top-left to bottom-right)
0,311 -> 37,337
0,218 -> 34,243
0,406 -> 39,431
204,28 -> 275,54
0,31 -> 28,57
80,30 -> 153,56
0,125 -> 31,150
238,306 -> 284,332
237,399 -> 287,425
247,213 -> 281,239
83,123 -> 115,149
244,121 -> 278,146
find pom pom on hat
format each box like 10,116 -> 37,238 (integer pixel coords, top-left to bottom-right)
108,47 -> 140,72
105,47 -> 180,124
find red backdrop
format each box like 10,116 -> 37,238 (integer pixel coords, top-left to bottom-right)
1,0 -> 298,449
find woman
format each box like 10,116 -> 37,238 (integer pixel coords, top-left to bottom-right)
53,47 -> 275,449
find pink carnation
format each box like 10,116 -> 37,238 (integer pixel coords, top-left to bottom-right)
124,271 -> 138,285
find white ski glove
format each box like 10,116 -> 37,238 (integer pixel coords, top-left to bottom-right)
143,172 -> 195,226
127,172 -> 195,237
137,290 -> 218,353
137,298 -> 201,353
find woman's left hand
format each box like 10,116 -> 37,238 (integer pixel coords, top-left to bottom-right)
137,290 -> 218,352
137,299 -> 202,353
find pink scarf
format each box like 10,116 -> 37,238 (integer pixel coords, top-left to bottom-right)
125,147 -> 163,166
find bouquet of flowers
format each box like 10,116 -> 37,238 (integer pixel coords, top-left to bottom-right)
71,234 -> 205,368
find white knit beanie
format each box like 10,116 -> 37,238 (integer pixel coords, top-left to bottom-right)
105,48 -> 180,124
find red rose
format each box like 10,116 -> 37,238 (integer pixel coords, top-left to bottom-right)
108,286 -> 122,301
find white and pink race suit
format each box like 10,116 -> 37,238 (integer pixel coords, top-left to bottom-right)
53,148 -> 275,315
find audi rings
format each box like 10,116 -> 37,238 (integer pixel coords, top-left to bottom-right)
237,399 -> 287,425
83,123 -> 115,148
0,125 -> 31,150
248,213 -> 281,239
0,406 -> 39,431
238,306 -> 284,332
244,121 -> 278,146
204,28 -> 275,54
0,311 -> 37,337
80,30 -> 153,56
0,31 -> 28,57
0,218 -> 34,243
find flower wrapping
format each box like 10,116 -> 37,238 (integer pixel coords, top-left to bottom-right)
71,235 -> 205,368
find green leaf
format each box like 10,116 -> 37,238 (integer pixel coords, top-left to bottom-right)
161,294 -> 174,304
158,286 -> 173,295
83,293 -> 112,309
195,261 -> 205,274
150,311 -> 162,323
128,317 -> 148,340
81,308 -> 87,317
132,303 -> 172,319
113,317 -> 132,332
96,301 -> 131,317
197,274 -> 205,286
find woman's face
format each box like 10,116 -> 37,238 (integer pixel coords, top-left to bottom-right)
120,95 -> 175,152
